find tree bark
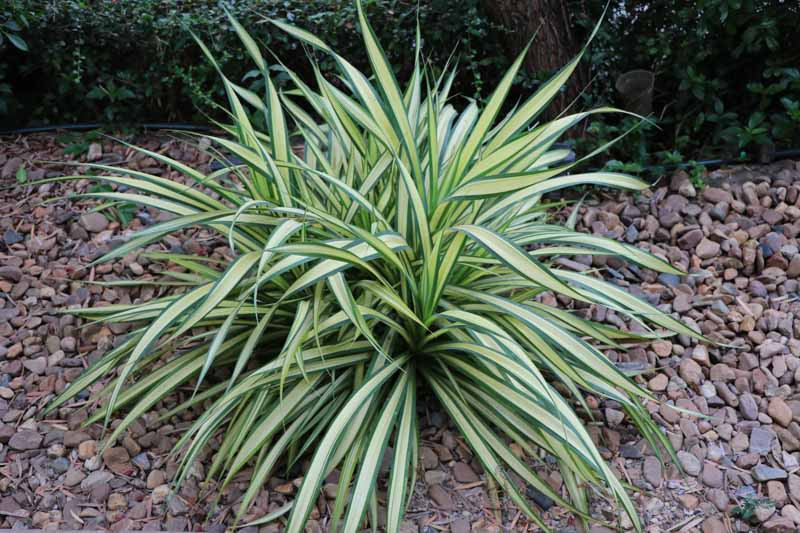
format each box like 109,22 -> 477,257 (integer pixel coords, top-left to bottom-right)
483,0 -> 588,119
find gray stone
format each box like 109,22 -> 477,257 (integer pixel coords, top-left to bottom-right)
132,452 -> 151,471
782,505 -> 800,526
679,358 -> 703,386
761,341 -> 786,358
146,469 -> 166,489
605,408 -> 624,426
789,473 -> 800,500
679,229 -> 704,249
0,266 -> 22,282
452,462 -> 479,483
428,484 -> 454,509
3,229 -> 23,245
63,469 -> 86,487
424,470 -> 448,485
80,470 -> 113,491
702,517 -> 726,533
740,393 -> 759,420
707,488 -> 729,511
696,238 -> 721,259
702,463 -> 724,488
709,363 -> 735,381
788,255 -> 800,277
51,457 -> 70,474
677,450 -> 701,476
167,495 -> 189,516
87,142 -> 102,161
22,356 -> 47,375
9,430 -> 43,450
63,430 -> 91,447
643,456 -> 662,487
450,518 -> 470,533
1,157 -> 22,179
752,465 -> 788,482
750,427 -> 775,455
79,212 -> 109,233
421,447 -> 438,470
673,293 -> 693,312
769,397 -> 793,427
702,187 -> 732,204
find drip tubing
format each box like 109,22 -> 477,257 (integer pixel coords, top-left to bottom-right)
2,122 -> 799,169
0,122 -> 214,136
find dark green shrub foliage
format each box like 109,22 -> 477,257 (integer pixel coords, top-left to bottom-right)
1,0 -> 504,127
0,0 -> 30,115
3,0 -> 797,164
574,0 -> 800,163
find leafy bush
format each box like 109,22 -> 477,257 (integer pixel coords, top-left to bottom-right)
48,3 -> 705,529
5,0 -> 796,173
2,0 -> 504,127
574,0 -> 800,166
0,0 -> 29,115
4,0 -> 798,178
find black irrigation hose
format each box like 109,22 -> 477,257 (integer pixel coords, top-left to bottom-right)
0,122 -> 215,136
634,149 -> 800,173
2,122 -> 800,171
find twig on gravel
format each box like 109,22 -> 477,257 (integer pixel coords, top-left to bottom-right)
667,514 -> 703,532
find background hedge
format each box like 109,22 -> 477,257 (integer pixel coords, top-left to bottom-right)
2,0 -> 505,124
2,0 -> 799,167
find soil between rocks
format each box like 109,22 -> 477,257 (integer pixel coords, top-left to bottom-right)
1,133 -> 800,533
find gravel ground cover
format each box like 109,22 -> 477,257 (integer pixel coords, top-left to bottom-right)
1,133 -> 800,532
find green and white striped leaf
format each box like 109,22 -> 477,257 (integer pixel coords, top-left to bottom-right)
51,8 -> 707,533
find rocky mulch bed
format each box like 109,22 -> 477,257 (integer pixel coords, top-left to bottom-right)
1,132 -> 800,533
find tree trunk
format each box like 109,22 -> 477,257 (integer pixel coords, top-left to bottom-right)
483,0 -> 588,119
